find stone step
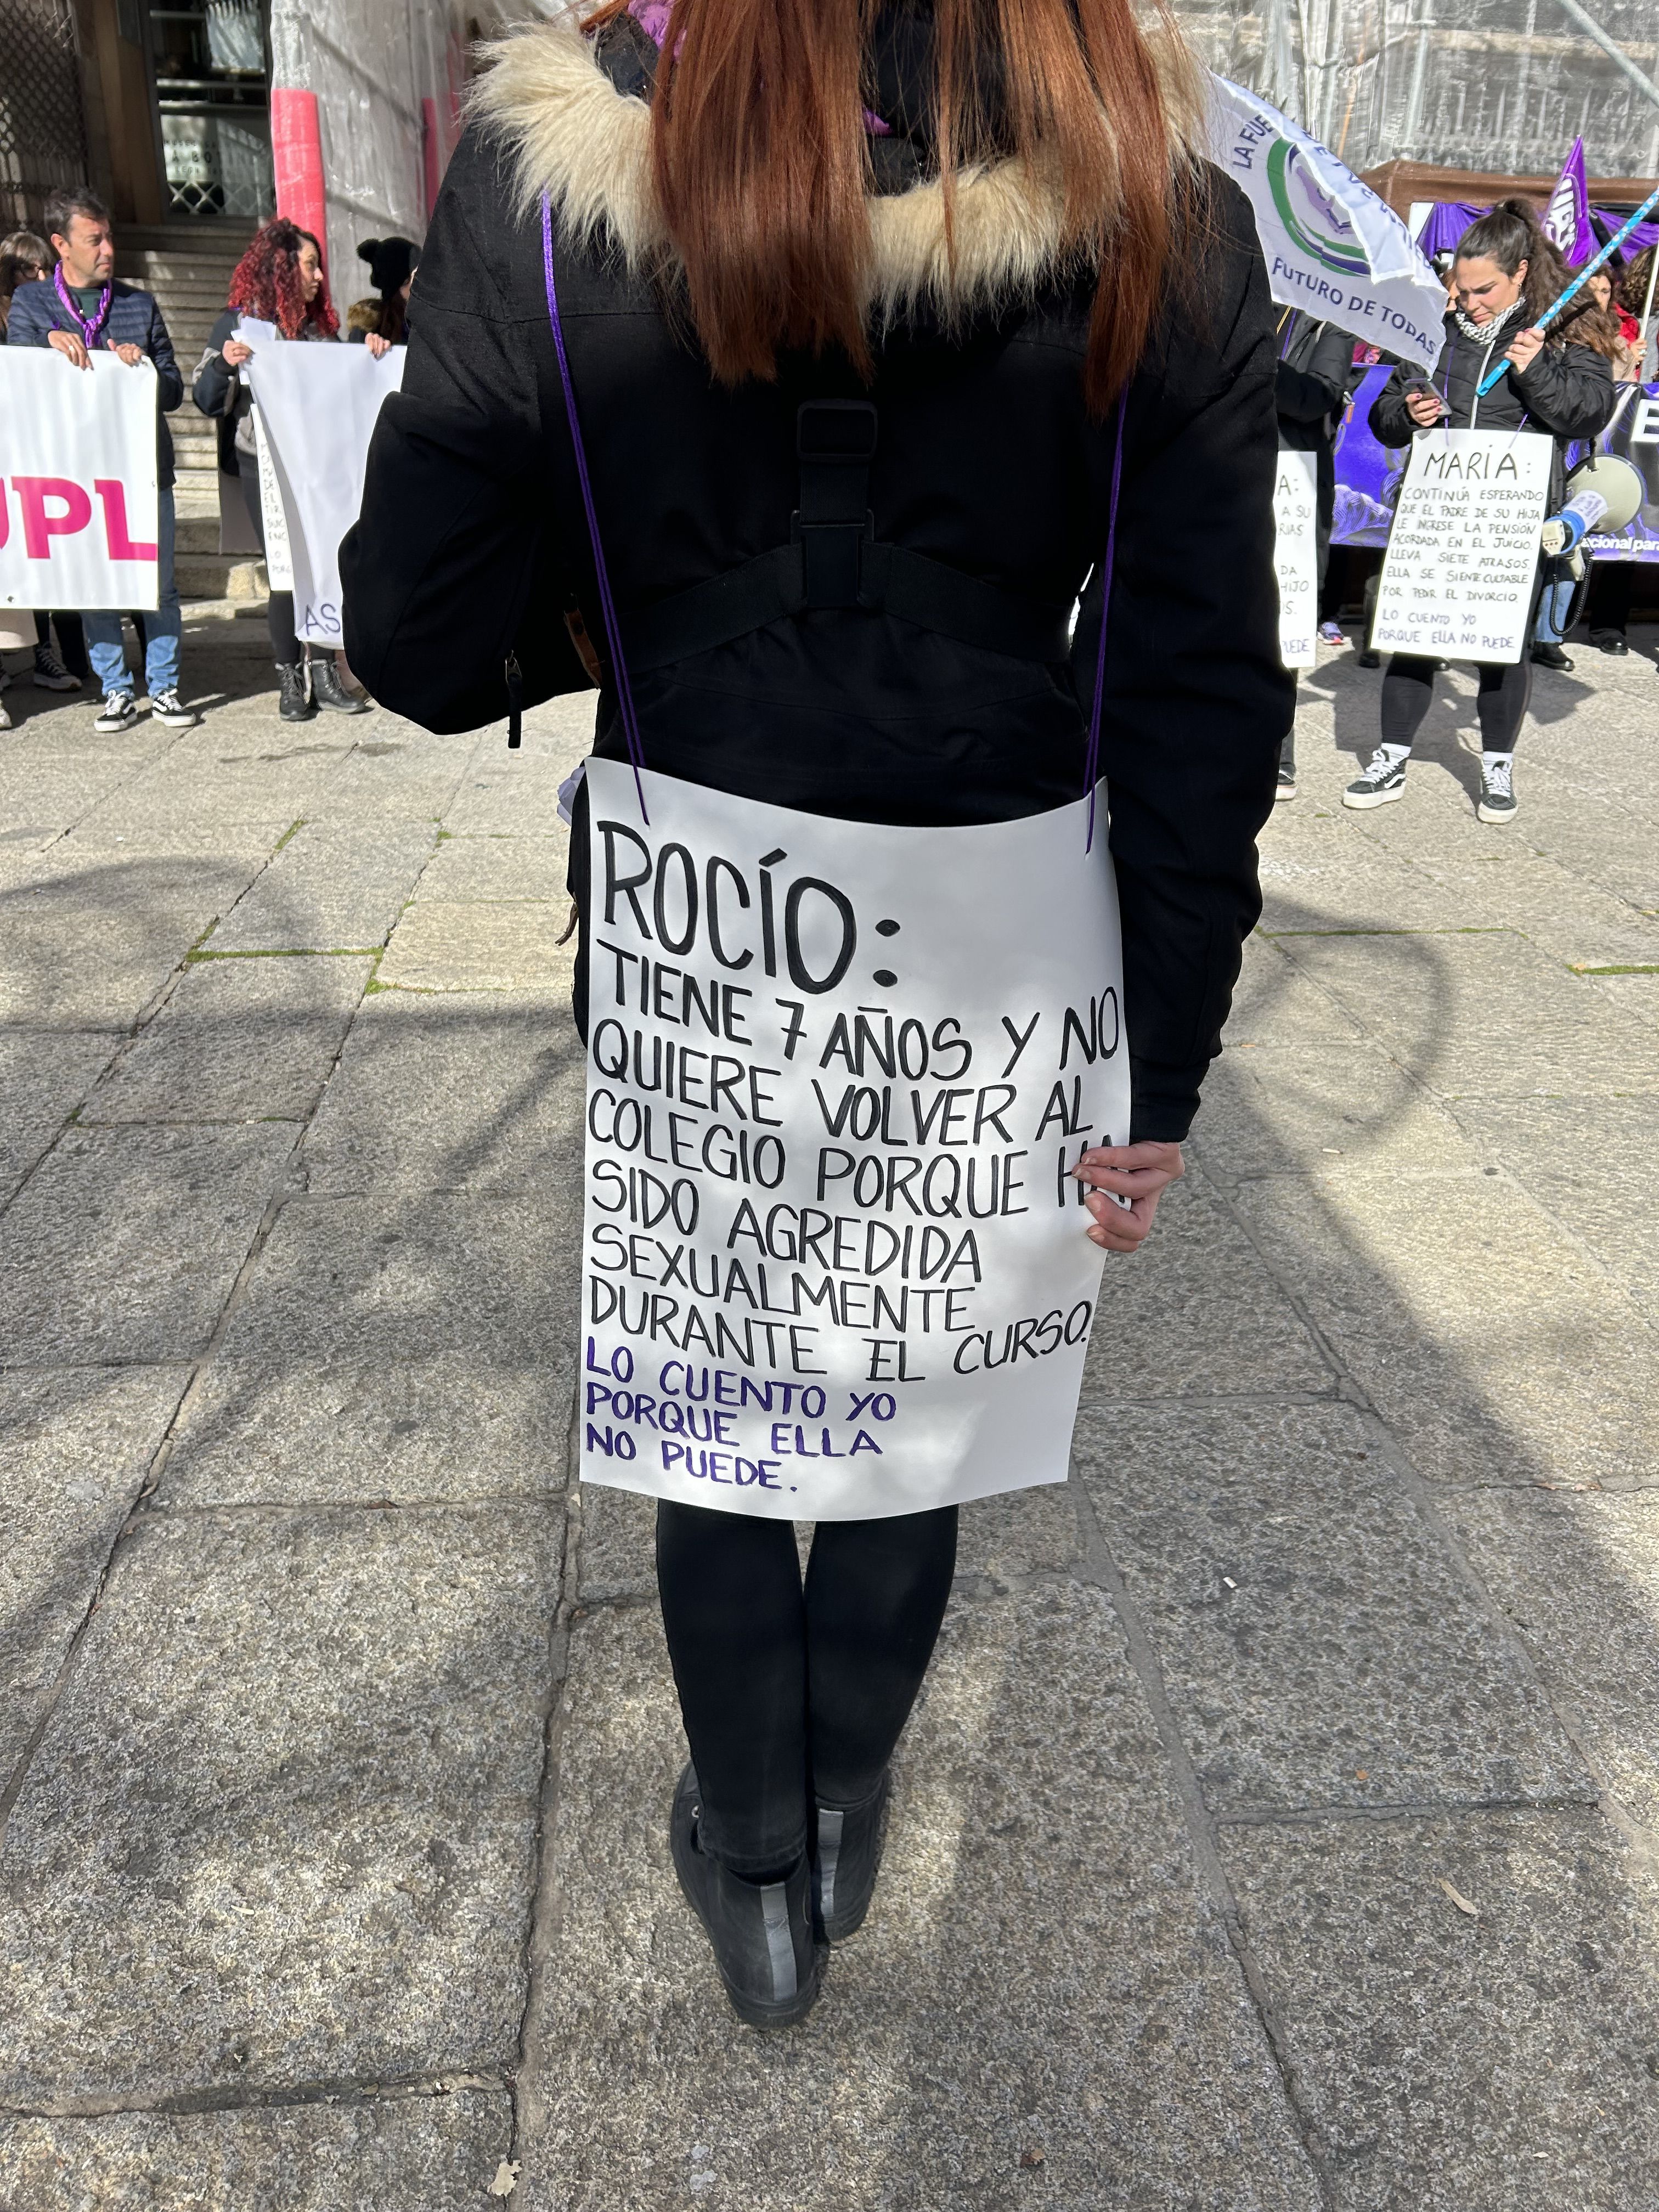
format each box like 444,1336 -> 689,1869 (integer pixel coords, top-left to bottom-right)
177,552 -> 266,602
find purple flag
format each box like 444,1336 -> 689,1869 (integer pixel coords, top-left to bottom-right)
1542,138 -> 1595,266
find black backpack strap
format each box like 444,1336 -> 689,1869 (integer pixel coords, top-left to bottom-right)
620,398 -> 1071,673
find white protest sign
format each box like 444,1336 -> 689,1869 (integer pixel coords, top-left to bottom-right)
579,760 -> 1130,1520
1209,77 -> 1446,377
1371,428 -> 1552,664
251,408 -> 294,592
1273,449 -> 1319,669
0,348 -> 159,611
241,330 -> 402,644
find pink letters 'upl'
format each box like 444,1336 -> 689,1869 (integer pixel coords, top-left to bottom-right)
13,477 -> 92,559
94,479 -> 157,561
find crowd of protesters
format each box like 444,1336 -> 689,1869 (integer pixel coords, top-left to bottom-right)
0,194 -> 419,733
1,165 -> 1654,806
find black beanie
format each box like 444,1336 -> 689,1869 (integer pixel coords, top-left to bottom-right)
356,235 -> 421,297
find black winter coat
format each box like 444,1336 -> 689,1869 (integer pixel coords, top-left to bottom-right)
342,17 -> 1292,1140
1369,313 -> 1614,502
1276,313 -> 1358,558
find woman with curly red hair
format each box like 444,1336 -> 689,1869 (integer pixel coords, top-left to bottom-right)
192,218 -> 386,718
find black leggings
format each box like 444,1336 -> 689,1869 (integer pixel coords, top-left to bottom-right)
239,466 -> 300,667
655,1500 -> 958,1877
1380,560 -> 1545,757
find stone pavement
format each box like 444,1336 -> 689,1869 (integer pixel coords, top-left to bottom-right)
1,614 -> 1657,2211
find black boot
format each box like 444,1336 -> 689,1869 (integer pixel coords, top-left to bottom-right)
278,663 -> 315,722
311,654 -> 371,714
1530,641 -> 1573,671
670,1766 -> 821,2028
813,1770 -> 891,1943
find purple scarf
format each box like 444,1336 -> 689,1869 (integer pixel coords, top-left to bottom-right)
53,264 -> 112,348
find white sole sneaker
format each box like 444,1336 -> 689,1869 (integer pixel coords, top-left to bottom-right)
1342,780 -> 1406,810
1477,797 -> 1517,825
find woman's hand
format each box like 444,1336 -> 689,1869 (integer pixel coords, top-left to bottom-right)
1073,1141 -> 1185,1255
1505,325 -> 1545,375
221,338 -> 253,368
365,332 -> 392,359
1406,386 -> 1445,426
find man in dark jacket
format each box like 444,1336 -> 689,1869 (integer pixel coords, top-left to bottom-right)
1273,311 -> 1357,796
5,189 -> 196,731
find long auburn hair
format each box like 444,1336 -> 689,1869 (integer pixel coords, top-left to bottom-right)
1454,198 -> 1621,357
227,218 -> 339,340
586,0 -> 1197,413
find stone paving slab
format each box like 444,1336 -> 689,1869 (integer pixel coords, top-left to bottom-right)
1273,928 -> 1659,1098
0,1365 -> 189,1782
0,1027 -> 117,1200
0,2091 -> 514,2212
1231,1170 -> 1659,1490
1075,1401 -> 1590,1816
1223,933 -> 1365,1046
1442,1488 -> 1659,1830
417,833 -> 572,904
217,1193 -> 579,1362
0,1125 -> 294,1364
1189,1035 -> 1476,1177
518,1590 -> 1323,2212
296,988 -> 582,1197
0,1505 -> 561,2102
206,822 -> 438,955
301,731 -> 479,825
1593,971 -> 1659,1032
1222,1811 -> 1659,2211
1255,810 -> 1454,934
155,1352 -> 571,1508
0,858 -> 263,1027
82,954 -> 372,1125
1079,1166 -> 1331,1402
375,901 -> 577,994
1443,1092 -> 1659,1322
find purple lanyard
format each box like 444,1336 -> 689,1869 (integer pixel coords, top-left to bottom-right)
53,266 -> 112,348
539,192 -> 1125,852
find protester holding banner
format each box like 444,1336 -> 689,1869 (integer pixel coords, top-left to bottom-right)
1348,201 -> 1615,822
347,0 -> 1288,2028
4,190 -> 195,732
193,219 -> 381,720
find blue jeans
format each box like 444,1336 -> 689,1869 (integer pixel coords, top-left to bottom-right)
84,487 -> 181,698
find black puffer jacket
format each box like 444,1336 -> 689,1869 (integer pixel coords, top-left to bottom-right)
343,13 -> 1292,1139
1370,311 -> 1614,501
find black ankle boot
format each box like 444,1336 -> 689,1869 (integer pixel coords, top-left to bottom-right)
311,656 -> 371,713
670,1766 -> 821,2028
277,663 -> 314,721
813,1770 -> 891,1942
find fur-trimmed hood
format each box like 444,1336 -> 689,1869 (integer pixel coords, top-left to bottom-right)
470,14 -> 1199,320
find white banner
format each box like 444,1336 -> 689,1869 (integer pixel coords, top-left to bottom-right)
579,761 -> 1131,1520
1371,429 -> 1553,665
0,349 -> 160,612
240,321 -> 402,645
251,407 -> 294,593
1209,77 -> 1446,377
1273,450 -> 1319,669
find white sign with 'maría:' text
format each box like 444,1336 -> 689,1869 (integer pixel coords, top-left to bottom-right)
1371,427 -> 1553,664
579,761 -> 1131,1521
0,349 -> 159,611
1273,449 -> 1319,669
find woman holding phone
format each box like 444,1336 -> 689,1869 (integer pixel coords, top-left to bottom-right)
1350,200 -> 1615,823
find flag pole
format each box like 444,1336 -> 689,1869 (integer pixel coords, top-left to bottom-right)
1475,184 -> 1659,396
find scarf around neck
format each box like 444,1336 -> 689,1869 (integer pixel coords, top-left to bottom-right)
1452,294 -> 1525,347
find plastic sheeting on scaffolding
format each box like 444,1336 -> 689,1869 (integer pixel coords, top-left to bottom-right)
1180,0 -> 1659,183
268,0 -> 525,312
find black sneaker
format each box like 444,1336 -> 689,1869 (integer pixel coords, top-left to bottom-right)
149,687 -> 199,729
1357,647 -> 1381,669
1477,755 -> 1517,823
670,1765 -> 821,2029
310,656 -> 371,714
1531,641 -> 1573,671
277,664 -> 316,723
1342,749 -> 1408,809
94,692 -> 138,733
813,1771 -> 891,1943
1274,764 -> 1297,803
32,645 -> 81,692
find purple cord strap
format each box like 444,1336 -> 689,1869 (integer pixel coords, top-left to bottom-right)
541,195 -> 650,822
1083,396 -> 1127,854
541,190 -> 1125,848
